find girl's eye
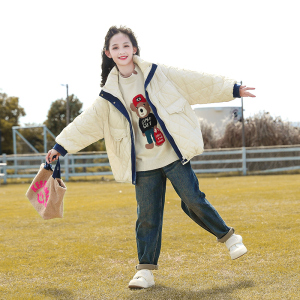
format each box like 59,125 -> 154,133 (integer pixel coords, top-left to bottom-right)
112,47 -> 118,50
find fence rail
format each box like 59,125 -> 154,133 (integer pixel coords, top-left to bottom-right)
1,145 -> 300,184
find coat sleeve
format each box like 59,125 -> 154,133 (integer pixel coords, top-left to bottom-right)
55,97 -> 107,154
159,64 -> 238,105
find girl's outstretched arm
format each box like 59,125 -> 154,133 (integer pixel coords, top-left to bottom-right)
158,65 -> 256,104
239,85 -> 256,97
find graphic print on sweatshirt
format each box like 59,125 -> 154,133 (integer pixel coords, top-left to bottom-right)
130,94 -> 165,149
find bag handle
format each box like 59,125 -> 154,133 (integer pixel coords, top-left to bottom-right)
44,161 -> 53,171
52,158 -> 61,179
44,154 -> 58,171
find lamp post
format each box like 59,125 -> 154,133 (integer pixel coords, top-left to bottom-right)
240,81 -> 246,175
61,84 -> 69,125
240,81 -> 245,148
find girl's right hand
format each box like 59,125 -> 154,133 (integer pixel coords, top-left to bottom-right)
46,149 -> 61,164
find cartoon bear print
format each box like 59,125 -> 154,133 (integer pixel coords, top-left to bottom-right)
130,94 -> 165,149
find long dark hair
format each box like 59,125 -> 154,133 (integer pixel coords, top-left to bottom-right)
100,26 -> 140,87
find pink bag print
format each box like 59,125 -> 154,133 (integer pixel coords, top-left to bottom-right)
26,158 -> 66,220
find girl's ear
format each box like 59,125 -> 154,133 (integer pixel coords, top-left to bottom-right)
105,50 -> 112,58
133,46 -> 137,54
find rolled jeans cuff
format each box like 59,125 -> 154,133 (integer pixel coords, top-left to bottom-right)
136,264 -> 158,270
217,227 -> 235,243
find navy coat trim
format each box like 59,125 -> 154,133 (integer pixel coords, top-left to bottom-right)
233,84 -> 241,98
53,143 -> 68,156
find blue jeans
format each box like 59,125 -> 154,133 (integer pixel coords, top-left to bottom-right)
135,160 -> 233,270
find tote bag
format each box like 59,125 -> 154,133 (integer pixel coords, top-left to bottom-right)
26,158 -> 66,220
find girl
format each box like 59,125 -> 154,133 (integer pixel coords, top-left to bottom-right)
46,26 -> 255,289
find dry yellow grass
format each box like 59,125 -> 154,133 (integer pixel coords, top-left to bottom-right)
0,174 -> 299,299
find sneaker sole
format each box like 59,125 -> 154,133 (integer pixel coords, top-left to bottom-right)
231,247 -> 248,260
128,285 -> 145,289
128,278 -> 155,289
128,283 -> 155,289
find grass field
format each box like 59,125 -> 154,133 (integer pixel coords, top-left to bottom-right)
0,174 -> 299,300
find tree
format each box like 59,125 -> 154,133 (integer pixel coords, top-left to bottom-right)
44,94 -> 83,136
0,93 -> 26,154
44,95 -> 105,152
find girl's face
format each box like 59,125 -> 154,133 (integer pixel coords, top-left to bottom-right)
105,33 -> 137,69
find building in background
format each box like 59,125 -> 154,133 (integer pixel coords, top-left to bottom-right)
193,107 -> 242,136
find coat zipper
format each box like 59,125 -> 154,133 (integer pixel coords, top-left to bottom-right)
144,64 -> 187,164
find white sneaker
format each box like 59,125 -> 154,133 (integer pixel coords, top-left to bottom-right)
128,269 -> 155,289
225,234 -> 247,260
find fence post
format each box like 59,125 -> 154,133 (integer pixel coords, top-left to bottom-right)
242,147 -> 247,175
3,153 -> 7,184
13,128 -> 17,174
71,155 -> 75,174
64,156 -> 69,182
43,125 -> 47,153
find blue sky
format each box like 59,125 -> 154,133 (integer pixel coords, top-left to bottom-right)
1,0 -> 299,125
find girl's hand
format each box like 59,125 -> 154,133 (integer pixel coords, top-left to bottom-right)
239,85 -> 256,97
46,149 -> 61,164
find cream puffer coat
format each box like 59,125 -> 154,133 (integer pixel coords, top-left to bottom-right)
55,55 -> 238,184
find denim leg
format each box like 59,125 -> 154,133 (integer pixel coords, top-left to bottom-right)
135,168 -> 166,266
163,160 -> 232,239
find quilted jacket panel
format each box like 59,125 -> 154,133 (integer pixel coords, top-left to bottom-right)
56,55 -> 237,183
158,64 -> 237,105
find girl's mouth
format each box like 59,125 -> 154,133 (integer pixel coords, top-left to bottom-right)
119,56 -> 127,60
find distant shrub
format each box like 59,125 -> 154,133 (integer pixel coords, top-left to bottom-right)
198,119 -> 218,149
201,111 -> 300,149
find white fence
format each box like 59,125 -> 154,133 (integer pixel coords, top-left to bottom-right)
1,145 -> 300,184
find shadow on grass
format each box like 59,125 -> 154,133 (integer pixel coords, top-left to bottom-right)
127,280 -> 255,300
37,288 -> 74,299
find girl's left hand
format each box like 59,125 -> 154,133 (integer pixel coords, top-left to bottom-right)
46,149 -> 60,164
239,85 -> 256,97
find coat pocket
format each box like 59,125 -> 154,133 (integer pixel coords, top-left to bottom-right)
110,127 -> 127,157
157,96 -> 197,129
110,127 -> 127,141
161,97 -> 186,114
